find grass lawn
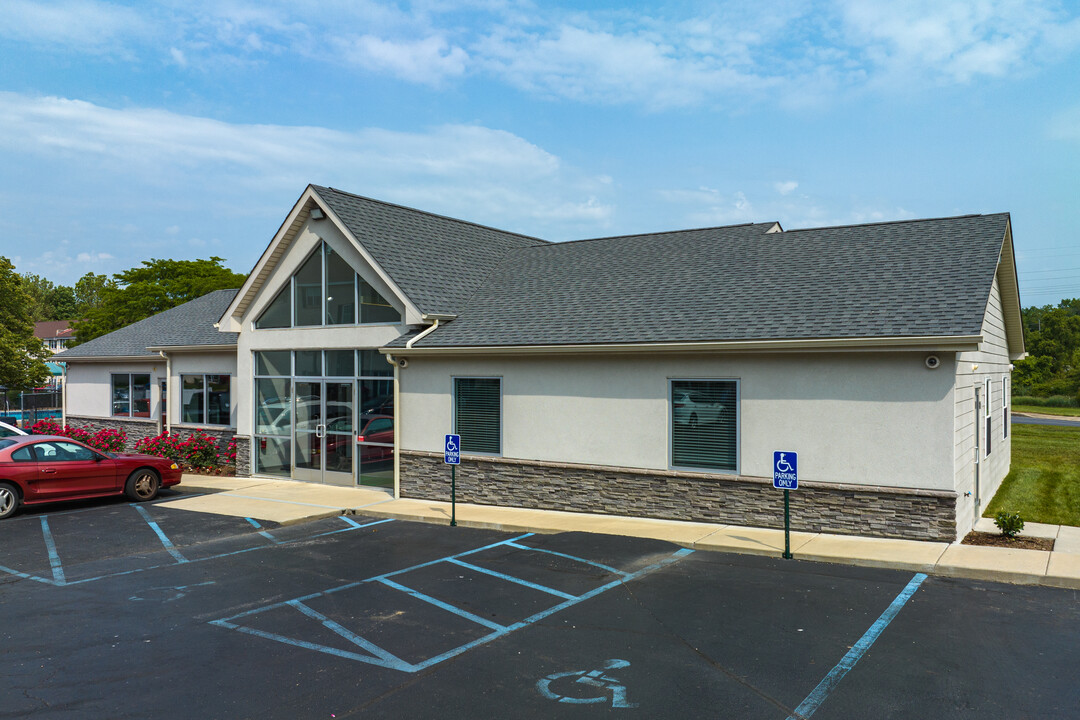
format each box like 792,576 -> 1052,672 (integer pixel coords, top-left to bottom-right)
1012,404 -> 1080,417
985,423 -> 1080,526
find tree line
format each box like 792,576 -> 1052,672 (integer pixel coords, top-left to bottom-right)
0,256 -> 245,391
1014,299 -> 1080,400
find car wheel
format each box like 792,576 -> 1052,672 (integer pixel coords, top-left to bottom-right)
125,469 -> 160,502
0,482 -> 19,520
689,413 -> 699,429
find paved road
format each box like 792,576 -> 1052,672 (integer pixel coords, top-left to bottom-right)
1014,414 -> 1080,427
1,496 -> 1078,719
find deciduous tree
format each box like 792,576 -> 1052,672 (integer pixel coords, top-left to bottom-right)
0,259 -> 51,390
72,257 -> 245,345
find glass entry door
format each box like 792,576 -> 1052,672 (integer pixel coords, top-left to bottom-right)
293,380 -> 355,486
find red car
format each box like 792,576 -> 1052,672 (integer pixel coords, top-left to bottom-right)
0,434 -> 182,520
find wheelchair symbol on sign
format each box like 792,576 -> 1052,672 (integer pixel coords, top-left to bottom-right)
775,454 -> 794,473
446,437 -> 458,452
537,659 -> 637,708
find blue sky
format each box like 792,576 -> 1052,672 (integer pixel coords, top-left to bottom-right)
1,0 -> 1078,307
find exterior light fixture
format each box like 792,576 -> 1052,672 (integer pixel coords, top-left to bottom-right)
310,207 -> 325,220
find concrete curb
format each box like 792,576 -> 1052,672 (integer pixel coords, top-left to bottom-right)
158,476 -> 1080,589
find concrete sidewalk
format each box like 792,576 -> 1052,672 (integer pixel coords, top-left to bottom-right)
162,474 -> 1080,590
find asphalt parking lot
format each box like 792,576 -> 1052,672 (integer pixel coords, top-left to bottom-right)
2,496 -> 1079,719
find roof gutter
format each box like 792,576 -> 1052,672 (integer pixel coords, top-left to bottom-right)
51,355 -> 160,363
145,344 -> 238,353
385,334 -> 984,356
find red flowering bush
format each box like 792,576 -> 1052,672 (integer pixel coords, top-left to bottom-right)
135,431 -> 235,472
29,419 -> 128,453
92,428 -> 127,453
29,419 -> 62,435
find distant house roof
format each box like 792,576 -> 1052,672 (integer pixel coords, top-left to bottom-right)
55,290 -> 239,360
33,321 -> 74,340
389,213 -> 1014,349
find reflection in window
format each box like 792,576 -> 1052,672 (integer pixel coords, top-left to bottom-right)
255,351 -> 290,377
360,277 -> 401,323
256,436 -> 291,478
180,375 -> 231,426
112,374 -> 151,418
253,242 -> 401,329
293,249 -> 323,327
671,380 -> 738,472
254,285 -> 290,329
454,378 -> 501,454
255,377 -> 291,435
326,246 -> 356,325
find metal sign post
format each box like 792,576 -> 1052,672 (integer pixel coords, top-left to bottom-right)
772,451 -> 798,559
444,434 -> 461,526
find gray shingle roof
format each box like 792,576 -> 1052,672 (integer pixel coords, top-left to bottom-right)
389,213 -> 1009,348
56,289 -> 239,359
313,186 -> 547,316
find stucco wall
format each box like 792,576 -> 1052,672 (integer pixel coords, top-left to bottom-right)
167,351 -> 239,430
953,271 -> 1014,536
64,360 -> 165,420
398,351 -> 956,491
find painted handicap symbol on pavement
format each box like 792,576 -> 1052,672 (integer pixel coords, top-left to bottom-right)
537,659 -> 637,708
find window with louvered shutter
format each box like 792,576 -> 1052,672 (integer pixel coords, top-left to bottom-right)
454,377 -> 501,454
671,380 -> 738,472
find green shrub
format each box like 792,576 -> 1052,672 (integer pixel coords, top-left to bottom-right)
994,511 -> 1025,538
1012,395 -> 1080,408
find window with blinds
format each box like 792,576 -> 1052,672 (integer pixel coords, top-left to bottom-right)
671,379 -> 738,472
454,377 -> 501,454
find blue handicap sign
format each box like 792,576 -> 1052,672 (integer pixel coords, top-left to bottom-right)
444,434 -> 461,465
773,451 -> 798,489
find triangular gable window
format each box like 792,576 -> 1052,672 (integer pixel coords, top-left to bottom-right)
254,242 -> 402,329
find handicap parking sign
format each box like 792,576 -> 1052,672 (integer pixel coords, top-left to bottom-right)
444,434 -> 461,465
773,451 -> 798,489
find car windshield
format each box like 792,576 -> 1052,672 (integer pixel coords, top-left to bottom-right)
0,438 -> 16,450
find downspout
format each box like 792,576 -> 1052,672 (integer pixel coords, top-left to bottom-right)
383,318 -> 440,498
385,353 -> 401,498
159,351 -> 171,434
405,318 -> 440,349
61,363 -> 67,427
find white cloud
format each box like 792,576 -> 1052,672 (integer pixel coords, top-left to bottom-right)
5,1 -> 1078,108
0,91 -> 614,234
333,34 -> 468,84
661,184 -> 916,229
774,181 -> 799,195
75,251 -> 114,263
836,0 -> 1080,84
475,23 -> 773,109
0,0 -> 148,54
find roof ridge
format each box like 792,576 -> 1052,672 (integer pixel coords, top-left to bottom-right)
782,213 -> 1007,234
514,221 -> 776,250
314,185 -> 550,245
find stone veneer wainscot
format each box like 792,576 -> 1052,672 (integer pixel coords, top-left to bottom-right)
400,451 -> 957,542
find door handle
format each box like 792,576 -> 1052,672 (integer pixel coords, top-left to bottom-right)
316,424 -> 326,438
42,468 -> 57,474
